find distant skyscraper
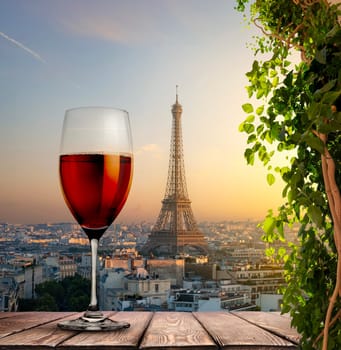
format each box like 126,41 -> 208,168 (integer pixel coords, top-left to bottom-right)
142,90 -> 208,256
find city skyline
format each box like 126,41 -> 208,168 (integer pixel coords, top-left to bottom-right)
0,1 -> 287,225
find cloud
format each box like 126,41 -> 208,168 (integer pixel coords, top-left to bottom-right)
0,31 -> 46,63
135,143 -> 164,158
62,15 -> 128,43
58,2 -> 168,45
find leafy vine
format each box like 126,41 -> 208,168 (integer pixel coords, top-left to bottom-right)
235,1 -> 341,348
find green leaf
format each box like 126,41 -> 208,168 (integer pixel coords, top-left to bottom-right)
247,134 -> 257,144
277,142 -> 284,151
288,189 -> 296,203
246,86 -> 253,98
267,173 -> 275,185
245,114 -> 255,123
334,112 -> 341,123
280,166 -> 290,176
307,205 -> 323,227
265,247 -> 275,257
321,90 -> 341,105
242,103 -> 254,113
307,102 -> 320,120
262,216 -> 276,236
256,105 -> 264,115
243,123 -> 255,134
302,133 -> 325,154
244,148 -> 255,165
278,246 -> 287,258
326,24 -> 340,38
272,76 -> 279,87
315,47 -> 327,64
265,130 -> 273,144
256,89 -> 264,99
257,124 -> 265,134
283,71 -> 293,87
270,69 -> 277,78
316,79 -> 336,95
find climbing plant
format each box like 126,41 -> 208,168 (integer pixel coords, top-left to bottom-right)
235,1 -> 341,349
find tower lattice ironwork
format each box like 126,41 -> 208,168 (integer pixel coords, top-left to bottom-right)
142,92 -> 208,256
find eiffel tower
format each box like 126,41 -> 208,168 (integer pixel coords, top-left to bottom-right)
142,90 -> 208,257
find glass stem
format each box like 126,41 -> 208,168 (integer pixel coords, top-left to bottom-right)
89,238 -> 99,311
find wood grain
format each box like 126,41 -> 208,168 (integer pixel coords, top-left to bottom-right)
0,313 -> 22,320
232,311 -> 301,345
0,311 -> 300,349
194,312 -> 297,349
59,311 -> 152,349
0,312 -> 77,339
140,311 -> 217,349
0,312 -> 83,350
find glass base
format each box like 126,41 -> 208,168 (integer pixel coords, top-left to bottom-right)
57,312 -> 130,331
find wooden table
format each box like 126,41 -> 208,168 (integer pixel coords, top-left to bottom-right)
0,311 -> 300,349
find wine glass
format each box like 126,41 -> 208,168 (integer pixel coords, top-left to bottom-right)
57,107 -> 133,331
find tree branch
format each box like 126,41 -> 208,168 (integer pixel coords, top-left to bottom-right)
312,129 -> 341,350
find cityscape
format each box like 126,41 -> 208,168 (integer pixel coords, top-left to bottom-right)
0,218 -> 300,313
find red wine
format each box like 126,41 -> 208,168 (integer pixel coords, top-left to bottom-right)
60,153 -> 132,240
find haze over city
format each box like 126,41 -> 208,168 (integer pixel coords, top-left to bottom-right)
0,0 -> 287,224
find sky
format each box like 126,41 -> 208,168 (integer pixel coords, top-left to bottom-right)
0,0 -> 288,225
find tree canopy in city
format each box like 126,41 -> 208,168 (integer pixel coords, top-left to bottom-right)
19,275 -> 90,312
235,0 -> 341,349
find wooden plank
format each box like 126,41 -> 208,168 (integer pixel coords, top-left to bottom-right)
232,311 -> 301,345
0,312 -> 83,350
0,312 -> 77,339
139,311 -> 217,350
59,311 -> 152,350
0,313 -> 22,320
194,312 -> 298,349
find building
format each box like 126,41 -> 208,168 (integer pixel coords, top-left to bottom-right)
142,92 -> 208,257
230,248 -> 265,263
233,264 -> 285,304
58,256 -> 77,279
146,258 -> 185,287
0,255 -> 44,300
99,267 -> 130,310
100,266 -> 171,311
77,253 -> 92,279
168,283 -> 253,312
257,293 -> 283,311
23,264 -> 43,299
0,276 -> 19,311
122,268 -> 171,309
43,254 -> 77,280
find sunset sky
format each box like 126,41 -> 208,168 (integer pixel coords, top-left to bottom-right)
0,0 -> 288,224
